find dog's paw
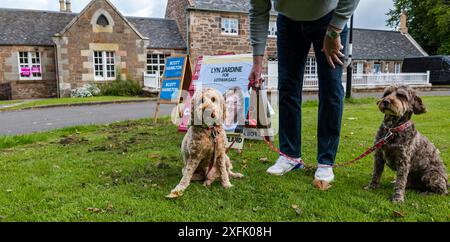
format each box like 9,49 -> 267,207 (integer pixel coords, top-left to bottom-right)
313,179 -> 332,191
166,190 -> 183,199
222,182 -> 233,189
203,180 -> 213,187
391,194 -> 405,203
364,183 -> 379,190
231,173 -> 244,179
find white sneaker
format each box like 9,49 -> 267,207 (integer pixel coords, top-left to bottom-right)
266,156 -> 304,176
314,165 -> 335,183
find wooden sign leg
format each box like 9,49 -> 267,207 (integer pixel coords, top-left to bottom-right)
154,102 -> 161,124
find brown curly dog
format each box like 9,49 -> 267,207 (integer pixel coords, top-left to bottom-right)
366,85 -> 448,202
167,88 -> 243,198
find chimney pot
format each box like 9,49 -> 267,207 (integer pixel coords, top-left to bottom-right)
59,0 -> 66,12
66,0 -> 72,13
400,10 -> 408,34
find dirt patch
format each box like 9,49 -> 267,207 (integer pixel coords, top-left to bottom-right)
59,136 -> 89,145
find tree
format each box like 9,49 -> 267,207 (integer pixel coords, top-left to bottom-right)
386,0 -> 450,55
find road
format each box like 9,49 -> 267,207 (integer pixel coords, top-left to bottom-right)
0,102 -> 174,136
1,90 -> 449,136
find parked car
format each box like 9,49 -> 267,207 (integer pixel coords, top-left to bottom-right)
402,56 -> 450,85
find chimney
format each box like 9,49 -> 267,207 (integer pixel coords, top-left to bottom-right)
66,0 -> 72,13
59,0 -> 66,12
399,10 -> 408,34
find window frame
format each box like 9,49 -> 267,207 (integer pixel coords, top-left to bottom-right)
93,51 -> 116,81
146,53 -> 169,76
221,18 -> 239,36
268,20 -> 277,38
394,63 -> 401,73
304,57 -> 318,79
17,51 -> 42,80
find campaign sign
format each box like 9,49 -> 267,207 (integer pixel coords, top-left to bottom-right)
178,56 -> 203,132
160,79 -> 181,102
198,54 -> 253,134
164,57 -> 185,78
21,67 -> 31,76
31,66 -> 41,74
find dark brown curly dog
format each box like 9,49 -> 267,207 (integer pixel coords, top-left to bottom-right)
366,85 -> 448,202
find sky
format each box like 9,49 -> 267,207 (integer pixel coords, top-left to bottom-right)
0,0 -> 395,30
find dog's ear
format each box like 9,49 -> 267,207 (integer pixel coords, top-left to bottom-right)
413,94 -> 427,115
190,91 -> 202,125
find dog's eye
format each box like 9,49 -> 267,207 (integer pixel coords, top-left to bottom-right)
396,93 -> 407,99
211,97 -> 216,103
383,92 -> 391,97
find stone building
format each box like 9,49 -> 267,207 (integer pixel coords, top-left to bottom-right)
0,0 -> 185,100
165,0 -> 428,81
0,0 -> 428,100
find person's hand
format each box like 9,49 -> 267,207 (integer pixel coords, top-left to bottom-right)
321,27 -> 345,69
249,55 -> 263,88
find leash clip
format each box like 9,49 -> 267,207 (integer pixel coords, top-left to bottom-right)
383,130 -> 394,141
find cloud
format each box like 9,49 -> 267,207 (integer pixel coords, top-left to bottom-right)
353,0 -> 394,30
0,0 -> 395,30
0,0 -> 166,17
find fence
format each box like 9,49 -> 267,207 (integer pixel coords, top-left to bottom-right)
263,71 -> 430,90
143,73 -> 161,89
145,71 -> 430,91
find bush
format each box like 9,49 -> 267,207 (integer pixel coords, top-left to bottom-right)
71,84 -> 101,98
99,79 -> 143,97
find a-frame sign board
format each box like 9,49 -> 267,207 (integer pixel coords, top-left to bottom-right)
153,54 -> 192,123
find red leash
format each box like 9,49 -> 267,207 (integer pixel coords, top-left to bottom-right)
261,120 -> 413,169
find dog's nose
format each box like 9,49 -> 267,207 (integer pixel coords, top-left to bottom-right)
382,99 -> 390,107
211,112 -> 216,119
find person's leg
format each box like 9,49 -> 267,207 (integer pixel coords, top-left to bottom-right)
277,14 -> 311,158
310,17 -> 349,167
267,14 -> 311,176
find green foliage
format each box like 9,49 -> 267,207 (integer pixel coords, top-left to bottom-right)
386,0 -> 450,55
99,79 -> 143,97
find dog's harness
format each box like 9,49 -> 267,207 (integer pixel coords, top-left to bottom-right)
261,120 -> 413,169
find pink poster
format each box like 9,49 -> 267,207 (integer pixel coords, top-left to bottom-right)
21,67 -> 31,76
178,56 -> 203,132
31,66 -> 41,74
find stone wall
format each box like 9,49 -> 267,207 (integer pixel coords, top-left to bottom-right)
165,0 -> 190,42
10,80 -> 57,100
188,10 -> 278,72
0,83 -> 11,100
54,0 -> 148,97
0,46 -> 57,99
354,60 -> 403,74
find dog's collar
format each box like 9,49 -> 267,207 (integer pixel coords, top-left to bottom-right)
386,120 -> 413,133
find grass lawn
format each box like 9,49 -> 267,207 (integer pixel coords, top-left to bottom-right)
0,100 -> 23,106
0,96 -> 449,222
0,96 -> 150,111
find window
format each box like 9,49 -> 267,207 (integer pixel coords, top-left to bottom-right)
96,14 -> 110,27
373,62 -> 382,74
268,21 -> 277,37
94,51 -> 115,80
305,57 -> 317,78
147,54 -> 168,76
394,63 -> 401,73
221,18 -> 239,35
352,62 -> 364,75
18,51 -> 42,80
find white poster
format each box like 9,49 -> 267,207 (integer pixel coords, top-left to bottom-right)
197,54 -> 253,134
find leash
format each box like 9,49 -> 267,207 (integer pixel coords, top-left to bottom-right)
247,77 -> 415,169
260,120 -> 413,169
204,126 -> 236,177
